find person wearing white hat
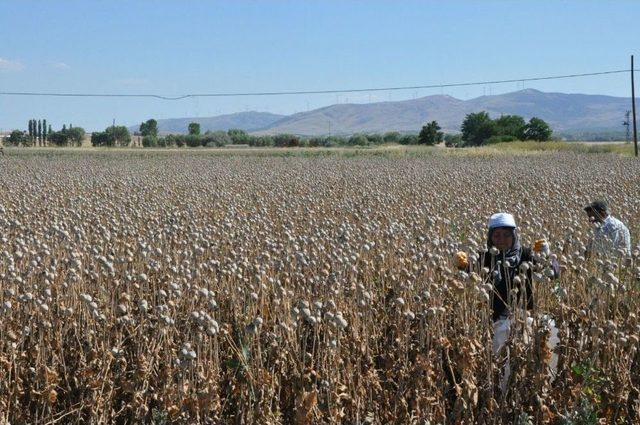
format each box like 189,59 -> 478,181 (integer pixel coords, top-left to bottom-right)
456,212 -> 559,320
456,212 -> 561,391
488,211 -> 517,229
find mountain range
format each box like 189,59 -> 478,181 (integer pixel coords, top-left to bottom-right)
134,89 -> 632,136
134,112 -> 286,135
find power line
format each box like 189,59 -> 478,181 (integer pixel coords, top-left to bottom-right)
0,69 -> 636,101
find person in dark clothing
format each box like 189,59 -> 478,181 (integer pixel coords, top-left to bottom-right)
456,212 -> 561,391
456,212 -> 560,321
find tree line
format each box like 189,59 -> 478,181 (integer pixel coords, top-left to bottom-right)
2,112 -> 551,149
136,118 -> 437,148
454,112 -> 552,147
133,113 -> 551,148
5,120 -> 86,147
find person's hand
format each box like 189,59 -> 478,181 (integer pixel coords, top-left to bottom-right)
455,251 -> 469,269
533,239 -> 550,255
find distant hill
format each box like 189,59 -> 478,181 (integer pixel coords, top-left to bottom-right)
129,112 -> 285,134
130,90 -> 633,136
257,89 -> 631,135
258,95 -> 468,135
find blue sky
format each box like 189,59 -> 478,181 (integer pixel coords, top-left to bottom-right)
1,0 -> 638,131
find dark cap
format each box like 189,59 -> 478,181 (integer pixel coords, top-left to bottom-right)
584,200 -> 608,213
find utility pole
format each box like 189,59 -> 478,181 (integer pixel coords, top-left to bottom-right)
632,55 -> 638,157
623,111 -> 630,143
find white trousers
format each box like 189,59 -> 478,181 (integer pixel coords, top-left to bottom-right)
493,314 -> 560,393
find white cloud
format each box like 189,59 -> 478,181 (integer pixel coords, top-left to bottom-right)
0,58 -> 24,71
50,62 -> 71,70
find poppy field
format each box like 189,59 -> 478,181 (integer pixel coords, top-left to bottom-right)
0,149 -> 639,424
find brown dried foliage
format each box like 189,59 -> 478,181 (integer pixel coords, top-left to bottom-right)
0,150 -> 638,423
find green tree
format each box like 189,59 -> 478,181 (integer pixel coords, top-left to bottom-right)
67,127 -> 86,146
308,137 -> 325,147
348,134 -> 369,146
48,124 -> 52,137
366,134 -> 384,145
383,131 -> 401,144
142,135 -> 158,147
494,114 -> 526,139
28,120 -> 33,143
162,135 -> 177,148
273,134 -> 300,147
92,126 -> 130,147
324,136 -> 346,147
227,128 -> 250,144
139,119 -> 158,137
49,131 -> 70,146
399,134 -> 419,145
30,120 -> 37,145
42,119 -> 47,144
37,120 -> 42,145
418,121 -> 444,145
7,130 -> 28,146
186,134 -> 202,147
107,126 -> 131,146
188,122 -> 201,136
522,117 -> 552,141
461,111 -> 496,146
91,131 -> 114,147
245,135 -> 259,146
172,135 -> 186,148
255,135 -> 274,147
202,131 -> 231,147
